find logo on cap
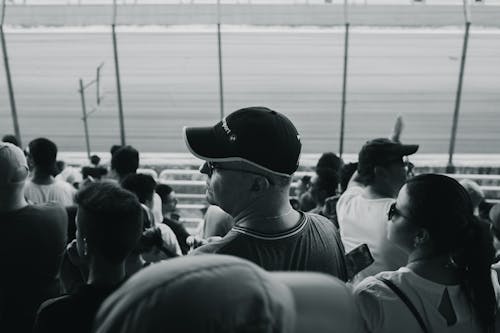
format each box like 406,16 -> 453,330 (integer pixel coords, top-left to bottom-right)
222,118 -> 237,143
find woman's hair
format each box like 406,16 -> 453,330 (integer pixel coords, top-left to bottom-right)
405,174 -> 496,332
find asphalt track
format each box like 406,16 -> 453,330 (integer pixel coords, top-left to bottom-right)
1,27 -> 499,154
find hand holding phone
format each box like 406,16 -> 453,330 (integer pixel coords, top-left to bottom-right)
345,243 -> 374,281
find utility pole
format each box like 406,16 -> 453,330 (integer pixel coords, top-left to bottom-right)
447,0 -> 471,173
339,0 -> 349,159
112,0 -> 126,145
216,0 -> 224,120
1,0 -> 22,146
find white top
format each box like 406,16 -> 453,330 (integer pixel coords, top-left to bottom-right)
152,192 -> 163,225
354,267 -> 500,333
336,186 -> 408,284
24,179 -> 76,206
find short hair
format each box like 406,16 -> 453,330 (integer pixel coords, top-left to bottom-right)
110,144 -> 122,156
314,168 -> 338,198
2,134 -> 19,147
28,138 -> 58,174
90,154 -> 101,166
75,181 -> 143,264
340,162 -> 358,193
316,152 -> 342,173
121,174 -> 157,204
459,179 -> 485,210
155,183 -> 173,202
111,145 -> 139,177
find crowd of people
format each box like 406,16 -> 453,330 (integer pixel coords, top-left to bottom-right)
1,106 -> 500,333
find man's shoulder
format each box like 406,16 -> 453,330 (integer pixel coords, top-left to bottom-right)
304,212 -> 337,230
37,294 -> 75,322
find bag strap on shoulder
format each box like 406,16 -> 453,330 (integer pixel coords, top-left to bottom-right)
377,277 -> 429,333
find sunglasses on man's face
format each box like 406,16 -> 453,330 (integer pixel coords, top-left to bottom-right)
202,162 -> 274,185
387,202 -> 412,221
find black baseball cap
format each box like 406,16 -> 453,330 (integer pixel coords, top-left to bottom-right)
358,138 -> 418,175
183,107 -> 302,177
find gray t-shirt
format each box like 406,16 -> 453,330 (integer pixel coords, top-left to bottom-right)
193,212 -> 348,280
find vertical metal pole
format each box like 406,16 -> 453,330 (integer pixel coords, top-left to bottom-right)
216,0 -> 224,120
1,1 -> 22,147
339,0 -> 349,158
447,3 -> 470,173
112,0 -> 126,145
79,79 -> 91,160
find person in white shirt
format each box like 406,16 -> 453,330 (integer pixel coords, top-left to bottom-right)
354,174 -> 499,333
336,138 -> 418,284
24,138 -> 76,206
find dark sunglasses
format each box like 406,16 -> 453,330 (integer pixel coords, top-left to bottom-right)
202,162 -> 275,185
388,202 -> 412,221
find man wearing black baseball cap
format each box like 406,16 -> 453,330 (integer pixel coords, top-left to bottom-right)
184,107 -> 347,279
336,137 -> 418,284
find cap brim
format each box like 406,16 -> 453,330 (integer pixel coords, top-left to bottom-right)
183,126 -> 228,161
399,144 -> 419,156
272,272 -> 364,333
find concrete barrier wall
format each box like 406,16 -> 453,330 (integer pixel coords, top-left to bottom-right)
4,4 -> 500,27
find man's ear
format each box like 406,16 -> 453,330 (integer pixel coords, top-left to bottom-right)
413,228 -> 430,248
250,176 -> 270,192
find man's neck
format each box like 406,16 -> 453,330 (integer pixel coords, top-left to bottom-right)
0,190 -> 28,212
363,184 -> 395,199
232,199 -> 301,233
87,259 -> 126,287
31,169 -> 54,185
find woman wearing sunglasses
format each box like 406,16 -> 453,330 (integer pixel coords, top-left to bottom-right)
354,174 -> 499,333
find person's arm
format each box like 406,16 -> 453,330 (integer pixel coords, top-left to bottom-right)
346,170 -> 364,190
390,115 -> 404,143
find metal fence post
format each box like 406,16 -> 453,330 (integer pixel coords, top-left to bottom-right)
447,1 -> 471,173
79,79 -> 91,160
1,0 -> 22,146
216,0 -> 225,120
112,0 -> 126,145
339,0 -> 349,158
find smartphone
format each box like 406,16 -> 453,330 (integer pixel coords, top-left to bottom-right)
345,243 -> 374,281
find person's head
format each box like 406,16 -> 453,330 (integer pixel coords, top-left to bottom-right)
111,145 -> 139,179
0,142 -> 29,196
294,175 -> 311,198
388,174 -> 496,331
75,181 -> 143,265
357,138 -> 418,197
316,152 -> 343,174
27,137 -> 58,175
310,168 -> 338,207
90,154 -> 101,167
2,134 -> 20,148
110,144 -> 122,156
121,174 -> 157,209
156,183 -> 177,214
340,162 -> 358,193
53,160 -> 66,177
184,107 -> 301,216
459,179 -> 485,213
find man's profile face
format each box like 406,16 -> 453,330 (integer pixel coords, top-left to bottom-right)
200,161 -> 255,215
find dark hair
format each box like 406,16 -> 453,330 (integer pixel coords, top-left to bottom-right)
405,174 -> 496,332
311,168 -> 339,205
28,138 -> 58,175
340,162 -> 358,193
316,152 -> 342,173
90,154 -> 101,166
155,183 -> 173,202
110,144 -> 122,156
111,145 -> 139,177
300,175 -> 311,184
53,160 -> 66,176
2,134 -> 19,147
121,174 -> 157,205
75,181 -> 143,264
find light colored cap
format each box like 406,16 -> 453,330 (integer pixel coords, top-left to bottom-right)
0,142 -> 28,188
93,255 -> 363,333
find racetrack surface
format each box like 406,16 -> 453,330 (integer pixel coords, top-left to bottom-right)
1,27 -> 499,154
